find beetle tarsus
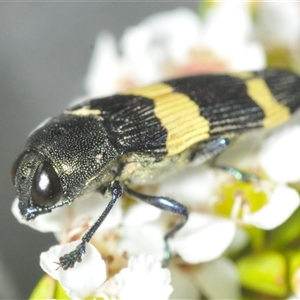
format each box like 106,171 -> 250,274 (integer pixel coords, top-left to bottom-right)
57,242 -> 86,270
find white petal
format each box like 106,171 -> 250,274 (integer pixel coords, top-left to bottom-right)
193,258 -> 240,299
40,241 -> 106,299
118,223 -> 165,260
259,125 -> 300,183
203,2 -> 266,72
85,31 -> 122,97
121,26 -> 160,84
157,166 -> 216,207
114,255 -> 173,300
258,2 -> 300,45
12,198 -> 69,233
12,192 -> 123,236
204,2 -> 252,56
228,42 -> 266,71
168,263 -> 199,300
71,192 -> 123,233
217,129 -> 267,170
226,227 -> 249,254
121,8 -> 203,84
140,8 -> 203,64
172,213 -> 236,263
123,202 -> 161,226
244,185 -> 299,229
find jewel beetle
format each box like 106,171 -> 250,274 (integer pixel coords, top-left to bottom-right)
12,69 -> 300,270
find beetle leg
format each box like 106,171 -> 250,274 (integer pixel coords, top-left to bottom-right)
208,138 -> 259,182
190,137 -> 231,165
213,165 -> 259,182
57,180 -> 122,270
124,186 -> 189,267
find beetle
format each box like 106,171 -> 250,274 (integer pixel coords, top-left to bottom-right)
11,69 -> 300,270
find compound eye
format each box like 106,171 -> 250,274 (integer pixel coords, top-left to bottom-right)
31,161 -> 63,206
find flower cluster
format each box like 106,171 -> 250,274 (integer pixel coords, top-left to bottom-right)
13,2 -> 300,299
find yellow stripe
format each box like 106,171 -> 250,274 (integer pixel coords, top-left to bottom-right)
230,71 -> 253,80
124,83 -> 173,98
246,78 -> 291,128
64,106 -> 101,116
123,83 -> 210,156
233,74 -> 291,128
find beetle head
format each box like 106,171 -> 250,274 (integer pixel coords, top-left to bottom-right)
11,150 -> 63,220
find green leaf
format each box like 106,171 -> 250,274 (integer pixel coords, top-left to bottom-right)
268,206 -> 300,250
245,226 -> 265,252
54,281 -> 70,299
29,275 -> 56,299
237,251 -> 288,297
266,47 -> 295,72
198,1 -> 217,19
29,275 -> 70,300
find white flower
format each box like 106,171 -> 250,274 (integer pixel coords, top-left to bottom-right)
259,125 -> 300,183
40,241 -> 106,299
170,257 -> 240,299
156,151 -> 300,263
120,8 -> 204,85
170,213 -> 236,264
84,6 -> 266,97
192,258 -> 240,299
12,197 -> 68,233
242,184 -> 299,230
85,32 -> 124,97
202,2 -> 265,71
114,255 -> 173,300
256,2 -> 300,46
116,202 -> 164,261
12,192 -> 123,240
157,165 -> 217,208
156,167 -> 236,263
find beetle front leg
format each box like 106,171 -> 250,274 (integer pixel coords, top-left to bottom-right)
56,180 -> 122,270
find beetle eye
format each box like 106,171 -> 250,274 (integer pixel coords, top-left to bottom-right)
31,161 -> 63,206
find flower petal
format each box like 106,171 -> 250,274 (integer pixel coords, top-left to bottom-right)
85,31 -> 122,97
114,255 -> 173,300
121,8 -> 203,84
118,223 -> 165,260
193,258 -> 240,299
157,166 -> 216,207
70,192 -> 123,234
168,263 -> 199,300
122,202 -> 162,226
243,185 -> 299,229
12,198 -> 69,233
40,241 -> 106,299
258,2 -> 300,45
259,125 -> 300,183
12,192 -> 123,238
172,213 -> 236,263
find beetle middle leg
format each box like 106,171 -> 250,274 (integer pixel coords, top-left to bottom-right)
124,186 -> 189,267
193,137 -> 258,182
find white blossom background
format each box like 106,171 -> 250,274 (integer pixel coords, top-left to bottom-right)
0,2 -> 198,298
